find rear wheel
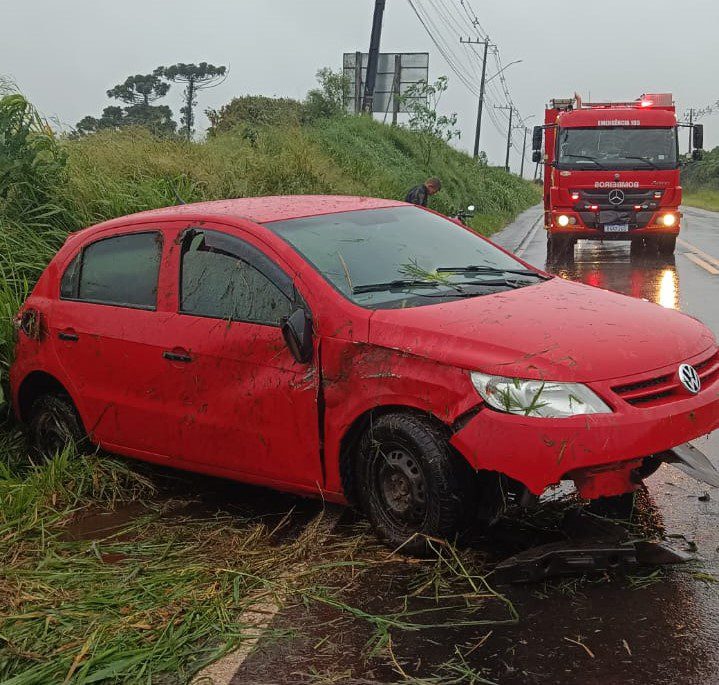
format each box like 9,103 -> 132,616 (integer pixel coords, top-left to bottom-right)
27,394 -> 84,458
353,412 -> 481,555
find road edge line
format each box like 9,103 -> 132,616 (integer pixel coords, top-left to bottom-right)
192,507 -> 342,685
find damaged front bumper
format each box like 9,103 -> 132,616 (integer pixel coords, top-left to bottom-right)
449,377 -> 719,498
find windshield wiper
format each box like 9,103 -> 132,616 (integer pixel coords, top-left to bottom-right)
436,265 -> 549,279
620,155 -> 661,170
352,279 -> 462,294
563,154 -> 607,169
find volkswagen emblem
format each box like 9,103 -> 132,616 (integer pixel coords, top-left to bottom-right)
608,189 -> 625,205
678,364 -> 701,394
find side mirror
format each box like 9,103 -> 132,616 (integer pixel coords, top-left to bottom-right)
692,148 -> 703,161
532,150 -> 542,163
693,124 -> 704,151
281,308 -> 313,363
532,126 -> 543,151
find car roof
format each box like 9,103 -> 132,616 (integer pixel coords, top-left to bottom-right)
79,195 -> 408,236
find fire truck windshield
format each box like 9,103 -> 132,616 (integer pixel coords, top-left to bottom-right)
557,127 -> 678,170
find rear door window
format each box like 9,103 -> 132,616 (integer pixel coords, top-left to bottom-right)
180,229 -> 292,326
61,232 -> 162,309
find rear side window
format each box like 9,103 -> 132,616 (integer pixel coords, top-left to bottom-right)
180,230 -> 292,326
61,232 -> 162,309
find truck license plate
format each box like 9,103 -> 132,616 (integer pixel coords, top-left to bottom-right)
604,224 -> 629,233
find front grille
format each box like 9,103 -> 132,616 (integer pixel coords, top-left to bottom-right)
611,349 -> 719,408
579,189 -> 660,208
575,189 -> 661,229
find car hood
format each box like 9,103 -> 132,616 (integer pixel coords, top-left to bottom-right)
367,278 -> 715,382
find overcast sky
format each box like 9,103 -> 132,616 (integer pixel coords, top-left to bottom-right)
2,0 -> 718,171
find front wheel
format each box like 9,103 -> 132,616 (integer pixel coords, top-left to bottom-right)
547,234 -> 574,263
353,413 -> 479,555
657,235 -> 677,256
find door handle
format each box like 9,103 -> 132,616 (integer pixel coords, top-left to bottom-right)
58,331 -> 79,342
163,350 -> 192,363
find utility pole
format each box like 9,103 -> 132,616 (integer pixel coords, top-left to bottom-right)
362,0 -> 386,114
494,104 -> 514,172
688,108 -> 694,155
460,37 -> 492,159
520,126 -> 528,178
391,53 -> 402,125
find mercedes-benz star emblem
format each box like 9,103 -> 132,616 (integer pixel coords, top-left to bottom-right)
678,364 -> 701,394
608,189 -> 625,205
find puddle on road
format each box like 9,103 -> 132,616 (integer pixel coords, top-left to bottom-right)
549,241 -> 680,310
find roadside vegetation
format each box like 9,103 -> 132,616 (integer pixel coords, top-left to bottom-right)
681,147 -> 719,211
0,75 -> 539,682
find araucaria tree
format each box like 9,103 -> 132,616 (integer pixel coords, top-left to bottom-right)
106,74 -> 170,106
76,73 -> 176,136
155,63 -> 227,139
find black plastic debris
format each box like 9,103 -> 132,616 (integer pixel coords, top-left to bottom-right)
494,538 -> 695,584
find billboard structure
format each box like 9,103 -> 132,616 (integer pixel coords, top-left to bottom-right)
343,52 -> 429,122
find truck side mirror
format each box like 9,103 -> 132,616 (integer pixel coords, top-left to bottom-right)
693,124 -> 704,151
532,150 -> 542,163
532,126 -> 543,151
281,307 -> 313,363
692,149 -> 703,162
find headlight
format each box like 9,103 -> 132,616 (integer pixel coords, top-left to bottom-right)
470,372 -> 612,418
661,213 -> 676,227
557,214 -> 570,227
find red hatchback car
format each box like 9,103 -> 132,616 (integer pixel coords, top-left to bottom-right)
10,196 -> 719,551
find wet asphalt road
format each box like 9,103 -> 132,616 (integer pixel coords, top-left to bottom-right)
231,205 -> 719,685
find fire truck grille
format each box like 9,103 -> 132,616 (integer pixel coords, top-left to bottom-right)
579,189 -> 659,208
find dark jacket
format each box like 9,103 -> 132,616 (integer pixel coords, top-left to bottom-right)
405,184 -> 429,207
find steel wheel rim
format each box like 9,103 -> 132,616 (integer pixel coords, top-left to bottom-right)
374,445 -> 427,525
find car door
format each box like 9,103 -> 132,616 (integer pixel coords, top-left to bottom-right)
50,228 -> 178,454
158,225 -> 323,489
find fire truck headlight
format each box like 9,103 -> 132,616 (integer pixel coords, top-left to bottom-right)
661,213 -> 677,227
557,214 -> 570,227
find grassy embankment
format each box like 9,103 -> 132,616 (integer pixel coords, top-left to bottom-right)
0,94 -> 538,682
681,147 -> 719,211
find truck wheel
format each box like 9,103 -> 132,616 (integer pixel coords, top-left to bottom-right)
27,394 -> 84,458
353,412 -> 478,555
657,235 -> 677,256
630,239 -> 647,259
547,235 -> 573,263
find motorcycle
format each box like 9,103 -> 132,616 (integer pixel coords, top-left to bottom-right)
453,204 -> 476,226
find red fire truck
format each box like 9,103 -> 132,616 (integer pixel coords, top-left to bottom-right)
532,93 -> 703,260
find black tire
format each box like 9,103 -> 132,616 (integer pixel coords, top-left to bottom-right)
657,235 -> 677,256
27,394 -> 84,458
353,412 -> 477,555
586,491 -> 637,521
629,238 -> 647,259
547,234 -> 574,264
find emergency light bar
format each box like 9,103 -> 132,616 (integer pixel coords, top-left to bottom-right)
549,93 -> 673,111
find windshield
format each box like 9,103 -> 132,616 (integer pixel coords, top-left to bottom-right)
557,126 -> 678,170
268,207 -> 543,309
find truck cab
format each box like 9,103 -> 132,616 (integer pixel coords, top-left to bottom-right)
533,93 -> 704,260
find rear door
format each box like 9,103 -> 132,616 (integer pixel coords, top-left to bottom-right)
158,226 -> 323,488
50,228 -> 176,454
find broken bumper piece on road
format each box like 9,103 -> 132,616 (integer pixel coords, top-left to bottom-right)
662,442 -> 719,488
494,538 -> 695,584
